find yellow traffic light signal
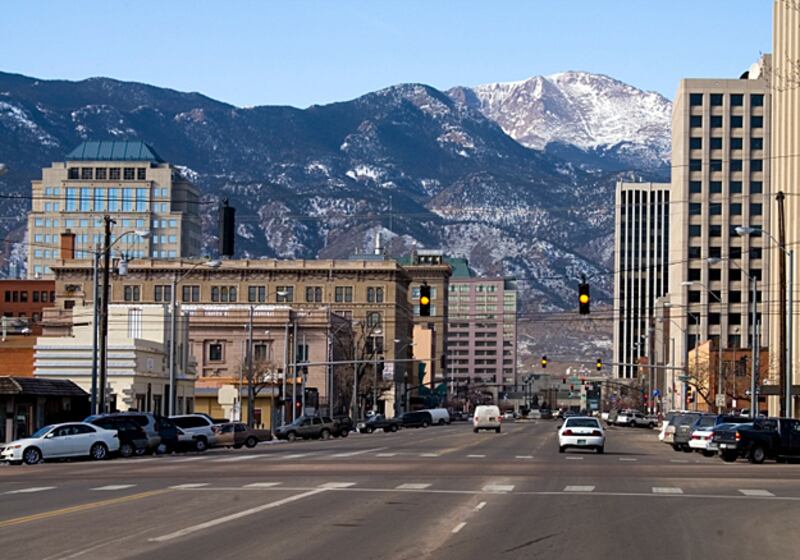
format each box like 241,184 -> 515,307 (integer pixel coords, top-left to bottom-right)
596,358 -> 602,371
419,283 -> 431,316
540,355 -> 548,368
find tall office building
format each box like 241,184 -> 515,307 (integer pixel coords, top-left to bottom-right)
613,181 -> 671,379
669,64 -> 771,383
772,0 -> 800,414
27,140 -> 202,277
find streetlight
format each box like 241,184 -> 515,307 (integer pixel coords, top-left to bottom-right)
394,337 -> 415,415
736,225 -> 794,417
95,226 -> 151,414
682,280 -> 725,412
167,259 -> 221,416
665,300 -> 701,411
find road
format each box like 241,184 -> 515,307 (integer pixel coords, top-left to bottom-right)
1,420 -> 799,559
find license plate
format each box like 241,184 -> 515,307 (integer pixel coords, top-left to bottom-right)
720,443 -> 733,449
577,439 -> 586,445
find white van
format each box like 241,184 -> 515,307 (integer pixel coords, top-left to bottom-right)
473,405 -> 502,433
422,408 -> 451,425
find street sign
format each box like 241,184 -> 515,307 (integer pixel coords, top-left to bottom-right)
382,363 -> 395,381
652,389 -> 660,398
715,394 -> 726,407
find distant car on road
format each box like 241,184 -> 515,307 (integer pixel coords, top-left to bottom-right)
421,408 -> 450,425
713,417 -> 800,463
215,422 -> 273,448
558,417 -> 605,454
400,411 -> 433,429
473,405 -> 502,433
527,409 -> 542,420
274,416 -> 336,441
1,422 -> 119,465
689,415 -> 751,456
88,416 -> 148,458
357,414 -> 401,433
170,414 -> 222,451
540,408 -> 553,420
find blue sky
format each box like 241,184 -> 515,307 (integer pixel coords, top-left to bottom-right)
1,0 -> 772,108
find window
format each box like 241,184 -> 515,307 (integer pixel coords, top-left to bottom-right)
137,168 -> 146,180
729,269 -> 742,282
710,159 -> 723,172
136,188 -> 148,212
123,285 -> 141,302
80,187 -> 91,211
751,159 -> 763,172
688,290 -> 701,303
109,167 -> 120,180
305,286 -> 322,303
710,181 -> 722,193
750,181 -> 763,194
710,93 -> 723,106
731,115 -> 743,128
276,286 -> 293,303
690,115 -> 702,127
709,313 -> 721,325
709,203 -> 722,215
123,168 -> 135,180
710,224 -> 722,237
182,285 -> 200,303
127,308 -> 143,338
751,115 -> 764,128
95,168 -> 107,180
710,137 -> 723,149
689,246 -> 701,259
689,203 -> 702,215
730,137 -> 742,149
751,137 -> 763,150
709,268 -> 721,281
81,167 -> 93,180
731,94 -> 744,106
19,291 -> 28,303
208,343 -> 223,362
690,181 -> 702,194
367,312 -> 382,328
689,225 -> 701,237
254,343 -> 269,363
709,246 -> 721,258
122,188 -> 134,211
750,203 -> 763,216
154,285 -> 172,302
752,94 -> 764,107
690,137 -> 702,149
335,286 -> 353,303
730,160 -> 742,172
93,188 -> 105,211
689,159 -> 702,172
367,287 -> 385,303
711,116 -> 723,128
730,181 -> 742,193
32,291 -> 39,303
68,168 -> 79,180
729,291 -> 742,303
690,93 -> 703,106
730,203 -> 742,215
688,268 -> 701,281
248,286 -> 266,303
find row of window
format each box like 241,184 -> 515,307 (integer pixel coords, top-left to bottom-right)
689,93 -> 764,107
689,159 -> 763,172
689,137 -> 763,150
689,115 -> 763,128
67,167 -> 148,181
124,284 -> 388,305
689,180 -> 762,194
63,187 -> 170,213
3,290 -> 55,303
688,202 -> 762,216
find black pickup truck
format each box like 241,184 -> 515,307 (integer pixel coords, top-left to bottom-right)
713,418 -> 800,463
357,414 -> 401,434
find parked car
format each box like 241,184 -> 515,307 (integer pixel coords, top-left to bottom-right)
88,416 -> 148,458
540,408 -> 553,420
670,413 -> 704,452
214,422 -> 273,448
274,416 -> 336,441
357,414 -> 401,433
558,416 -> 605,454
331,416 -> 353,437
400,410 -> 433,428
451,411 -> 470,422
689,415 -> 751,456
713,417 -> 800,463
170,414 -> 221,451
1,422 -> 120,465
84,412 -> 162,452
421,408 -> 450,425
562,410 -> 581,420
527,409 -> 542,420
473,405 -> 502,433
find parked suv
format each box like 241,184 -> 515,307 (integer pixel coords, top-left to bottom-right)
88,416 -> 148,458
357,414 -> 401,433
670,412 -> 704,452
275,416 -> 337,441
84,412 -> 162,453
400,411 -> 433,428
170,414 -> 221,451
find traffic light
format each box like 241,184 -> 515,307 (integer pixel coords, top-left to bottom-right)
540,355 -> 548,368
687,388 -> 694,403
579,281 -> 590,315
419,283 -> 431,317
562,378 -> 566,384
219,199 -> 236,257
596,358 -> 602,371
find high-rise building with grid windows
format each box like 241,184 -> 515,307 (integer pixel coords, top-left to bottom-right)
27,140 -> 202,277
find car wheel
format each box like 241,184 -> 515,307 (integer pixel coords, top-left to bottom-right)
134,446 -> 147,456
383,427 -> 391,433
597,446 -> 604,454
366,427 -> 373,434
558,446 -> 565,454
339,430 -> 349,438
749,446 -> 766,464
682,446 -> 693,453
438,419 -> 446,426
702,450 -> 715,458
473,428 -> 479,433
245,436 -> 258,448
495,427 -> 501,434
22,447 -> 41,465
320,429 -> 331,440
391,424 -> 398,432
195,438 -> 208,453
119,443 -> 134,458
287,432 -> 297,442
90,442 -> 108,461
671,444 -> 681,452
421,421 -> 429,428
649,423 -> 655,429
721,451 -> 738,463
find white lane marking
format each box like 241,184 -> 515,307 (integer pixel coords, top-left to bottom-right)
149,488 -> 326,543
515,455 -> 533,459
467,454 -> 486,458
619,458 -> 638,462
452,522 -> 467,533
652,487 -> 683,494
564,485 -> 595,492
331,447 -> 386,458
420,453 -> 440,457
169,456 -> 207,463
483,484 -> 514,493
396,483 -> 431,490
319,482 -> 357,488
284,453 -> 311,459
170,483 -> 210,489
739,489 -> 774,497
565,456 -> 584,460
91,484 -> 136,491
244,482 -> 282,488
5,486 -> 56,494
474,501 -> 487,511
670,459 -> 689,464
212,455 -> 262,463
376,453 -> 397,457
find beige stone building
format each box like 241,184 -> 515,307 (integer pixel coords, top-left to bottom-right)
669,68 -> 771,390
27,140 -> 201,277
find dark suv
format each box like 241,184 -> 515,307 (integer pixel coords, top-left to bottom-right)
400,411 -> 432,428
275,416 -> 337,441
88,416 -> 148,458
84,412 -> 162,452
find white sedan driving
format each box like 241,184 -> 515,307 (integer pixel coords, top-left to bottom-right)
1,422 -> 119,465
558,417 -> 605,454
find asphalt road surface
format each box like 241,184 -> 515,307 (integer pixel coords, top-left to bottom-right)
1,420 -> 799,560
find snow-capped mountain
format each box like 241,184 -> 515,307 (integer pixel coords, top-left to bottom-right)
449,71 -> 672,170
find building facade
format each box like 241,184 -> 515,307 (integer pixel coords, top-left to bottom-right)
446,265 -> 518,392
669,70 -> 771,395
0,279 -> 56,334
27,140 -> 202,277
613,182 -> 671,379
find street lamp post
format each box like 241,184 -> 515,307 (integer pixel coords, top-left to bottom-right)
682,281 -> 725,412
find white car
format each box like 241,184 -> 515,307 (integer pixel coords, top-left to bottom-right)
473,405 -> 502,433
688,427 -> 717,456
1,422 -> 120,465
558,417 -> 605,454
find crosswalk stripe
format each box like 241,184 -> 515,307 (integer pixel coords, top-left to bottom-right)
5,487 -> 56,494
565,456 -> 584,460
467,454 -> 486,458
619,458 -> 637,462
482,484 -> 514,493
564,485 -> 595,492
376,453 -> 397,457
170,483 -> 210,489
284,453 -> 311,459
652,487 -> 683,494
212,455 -> 262,463
396,483 -> 431,490
331,448 -> 385,458
169,457 -> 207,463
515,455 -> 533,459
319,482 -> 357,488
670,459 -> 689,464
739,489 -> 774,497
91,484 -> 136,491
420,453 -> 440,457
243,482 -> 283,488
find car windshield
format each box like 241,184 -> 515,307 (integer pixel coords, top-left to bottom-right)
696,416 -> 716,428
565,419 -> 600,428
31,425 -> 54,438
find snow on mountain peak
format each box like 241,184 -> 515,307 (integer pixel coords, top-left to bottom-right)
449,71 -> 671,164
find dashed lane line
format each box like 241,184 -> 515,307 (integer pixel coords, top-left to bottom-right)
319,482 -> 357,489
396,483 -> 431,490
4,487 -> 56,494
452,522 -> 467,533
467,454 -> 486,458
243,482 -> 283,488
564,485 -> 596,492
652,487 -> 684,494
91,484 -> 136,491
619,458 -> 638,462
330,447 -> 387,458
420,453 -> 440,457
169,483 -> 210,489
515,455 -> 533,459
474,501 -> 487,511
565,456 -> 584,460
376,453 -> 397,457
739,489 -> 775,497
482,484 -> 514,493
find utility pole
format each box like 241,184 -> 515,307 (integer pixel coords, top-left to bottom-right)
168,273 -> 178,416
292,321 -> 298,421
247,305 -> 255,426
750,277 -> 758,419
778,191 -> 788,417
353,334 -> 359,421
281,321 -> 289,425
98,216 -> 113,413
90,248 -> 100,415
